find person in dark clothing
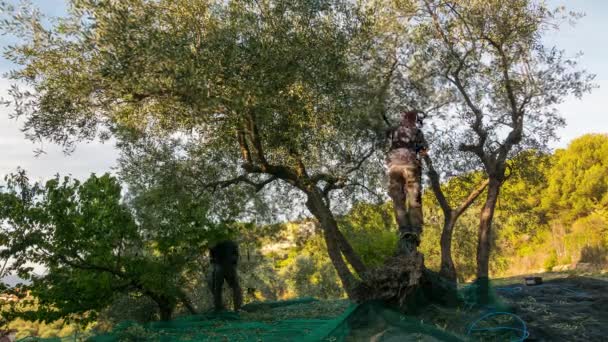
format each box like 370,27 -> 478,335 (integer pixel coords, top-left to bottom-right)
385,111 -> 428,256
208,240 -> 243,311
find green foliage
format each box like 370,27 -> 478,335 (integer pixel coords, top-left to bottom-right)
421,136 -> 608,278
278,234 -> 344,300
1,0 -> 389,174
338,203 -> 397,268
544,250 -> 558,272
563,210 -> 608,264
2,299 -> 88,340
0,171 -> 224,324
543,134 -> 608,222
0,172 -> 137,322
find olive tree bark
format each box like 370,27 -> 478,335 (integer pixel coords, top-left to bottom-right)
474,175 -> 504,303
305,189 -> 357,297
424,154 -> 489,281
476,178 -> 501,280
141,290 -> 176,321
235,120 -> 366,298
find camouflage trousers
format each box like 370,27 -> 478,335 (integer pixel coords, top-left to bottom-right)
387,162 -> 423,255
208,263 -> 243,311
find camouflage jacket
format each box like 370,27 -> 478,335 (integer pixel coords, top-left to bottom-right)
386,125 -> 427,166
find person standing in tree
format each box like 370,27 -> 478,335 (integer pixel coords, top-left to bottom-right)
386,111 -> 428,256
208,240 -> 243,312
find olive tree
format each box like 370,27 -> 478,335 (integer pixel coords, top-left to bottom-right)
1,0 -> 412,300
393,0 -> 594,297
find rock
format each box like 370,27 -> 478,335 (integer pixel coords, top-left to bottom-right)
574,262 -> 594,272
551,264 -> 573,272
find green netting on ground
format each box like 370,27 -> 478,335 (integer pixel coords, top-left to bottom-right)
91,298 -> 356,342
16,281 -> 530,342
336,301 -> 464,341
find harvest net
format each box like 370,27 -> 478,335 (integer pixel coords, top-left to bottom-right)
17,281 -> 529,342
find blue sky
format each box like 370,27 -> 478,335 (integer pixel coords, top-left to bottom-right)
1,0 -> 607,181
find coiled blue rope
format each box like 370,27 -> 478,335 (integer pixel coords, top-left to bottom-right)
467,311 -> 529,342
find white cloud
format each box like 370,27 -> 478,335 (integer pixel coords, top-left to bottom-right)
0,79 -> 119,182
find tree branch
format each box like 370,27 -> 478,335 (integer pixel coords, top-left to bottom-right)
424,0 -> 489,165
237,130 -> 253,165
245,112 -> 269,167
315,145 -> 377,197
345,182 -> 384,204
344,146 -> 376,176
379,59 -> 399,127
197,174 -> 278,193
423,154 -> 451,216
453,178 -> 489,218
56,254 -> 125,279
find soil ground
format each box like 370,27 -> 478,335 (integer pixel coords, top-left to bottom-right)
13,272 -> 606,341
491,272 -> 608,341
344,271 -> 608,341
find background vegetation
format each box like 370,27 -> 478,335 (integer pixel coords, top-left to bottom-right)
0,0 -> 603,338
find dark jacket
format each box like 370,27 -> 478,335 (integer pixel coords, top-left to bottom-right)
210,240 -> 239,266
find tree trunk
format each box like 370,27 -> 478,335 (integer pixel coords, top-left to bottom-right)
305,191 -> 357,298
144,290 -> 176,321
439,213 -> 457,281
159,304 -> 173,321
476,177 -> 501,304
335,228 -> 367,275
425,153 -> 489,282
424,154 -> 457,282
155,297 -> 174,321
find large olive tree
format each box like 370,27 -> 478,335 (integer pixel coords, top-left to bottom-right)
1,0 -> 413,299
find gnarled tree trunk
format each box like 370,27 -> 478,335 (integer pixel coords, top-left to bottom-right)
476,177 -> 502,304
148,293 -> 175,321
305,189 -> 358,298
439,214 -> 458,281
424,154 -> 489,282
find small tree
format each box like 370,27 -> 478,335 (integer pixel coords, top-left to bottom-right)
423,154 -> 488,281
0,171 -> 227,321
